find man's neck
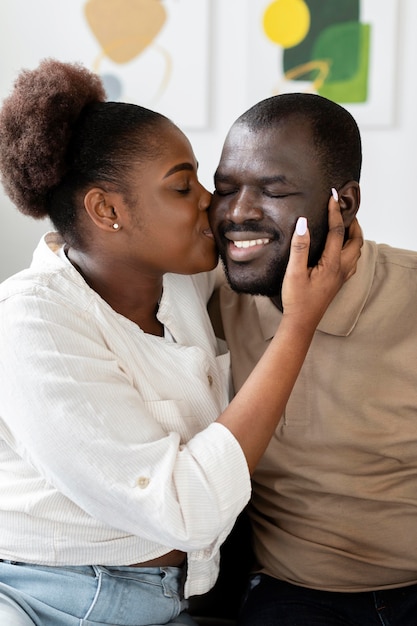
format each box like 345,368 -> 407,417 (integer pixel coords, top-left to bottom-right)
269,295 -> 283,311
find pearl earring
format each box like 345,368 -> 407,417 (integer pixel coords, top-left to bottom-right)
112,223 -> 119,230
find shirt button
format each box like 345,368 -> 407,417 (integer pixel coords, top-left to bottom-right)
136,476 -> 150,489
207,374 -> 213,386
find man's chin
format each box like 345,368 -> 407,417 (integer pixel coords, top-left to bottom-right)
220,255 -> 284,297
230,282 -> 281,297
225,271 -> 281,297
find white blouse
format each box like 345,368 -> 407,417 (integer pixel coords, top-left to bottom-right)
0,232 -> 251,597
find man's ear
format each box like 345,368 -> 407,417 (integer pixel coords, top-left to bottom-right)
83,187 -> 120,232
338,181 -> 360,227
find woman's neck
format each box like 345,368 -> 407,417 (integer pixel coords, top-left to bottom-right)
66,246 -> 164,335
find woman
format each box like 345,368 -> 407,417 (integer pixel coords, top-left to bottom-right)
0,59 -> 361,626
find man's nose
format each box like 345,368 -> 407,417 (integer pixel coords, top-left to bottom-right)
225,189 -> 263,223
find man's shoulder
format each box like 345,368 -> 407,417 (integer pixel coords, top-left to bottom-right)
375,242 -> 417,270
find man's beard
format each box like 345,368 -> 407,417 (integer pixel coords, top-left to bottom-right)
219,222 -> 327,297
220,254 -> 287,297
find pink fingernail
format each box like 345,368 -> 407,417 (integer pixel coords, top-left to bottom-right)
296,217 -> 307,235
331,187 -> 339,202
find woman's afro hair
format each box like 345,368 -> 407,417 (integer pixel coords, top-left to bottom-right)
0,58 -> 106,218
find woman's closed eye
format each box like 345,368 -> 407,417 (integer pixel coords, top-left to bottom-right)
176,186 -> 191,195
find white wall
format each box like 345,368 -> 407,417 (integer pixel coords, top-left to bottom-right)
1,0 -> 416,281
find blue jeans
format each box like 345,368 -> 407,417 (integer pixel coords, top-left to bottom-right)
238,574 -> 417,626
0,561 -> 197,626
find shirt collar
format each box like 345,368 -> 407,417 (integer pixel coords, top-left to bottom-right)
255,240 -> 377,340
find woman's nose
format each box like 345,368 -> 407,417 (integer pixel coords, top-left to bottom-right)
199,185 -> 212,211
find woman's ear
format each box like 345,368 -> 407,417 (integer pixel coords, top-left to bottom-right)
337,181 -> 360,227
83,187 -> 120,232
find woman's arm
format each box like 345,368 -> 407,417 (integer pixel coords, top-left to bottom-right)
0,200 -> 361,549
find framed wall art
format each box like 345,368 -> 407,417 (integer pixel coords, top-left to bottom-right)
0,0 -> 210,129
246,0 -> 399,126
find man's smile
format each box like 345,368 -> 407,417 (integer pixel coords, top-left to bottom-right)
225,233 -> 272,262
233,238 -> 270,249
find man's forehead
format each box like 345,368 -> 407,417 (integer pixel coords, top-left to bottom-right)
218,125 -> 274,167
217,122 -> 316,179
225,118 -> 313,152
225,122 -> 265,144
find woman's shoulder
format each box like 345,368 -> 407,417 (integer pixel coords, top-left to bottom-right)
165,268 -> 220,305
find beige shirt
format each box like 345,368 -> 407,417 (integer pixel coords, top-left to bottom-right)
213,240 -> 417,592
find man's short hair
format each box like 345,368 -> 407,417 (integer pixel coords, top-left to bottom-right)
235,93 -> 362,187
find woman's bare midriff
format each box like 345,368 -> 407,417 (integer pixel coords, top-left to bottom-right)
127,549 -> 186,568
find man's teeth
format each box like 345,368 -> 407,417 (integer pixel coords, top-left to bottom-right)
233,238 -> 270,249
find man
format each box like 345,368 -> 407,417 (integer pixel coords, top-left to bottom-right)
209,93 -> 417,625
